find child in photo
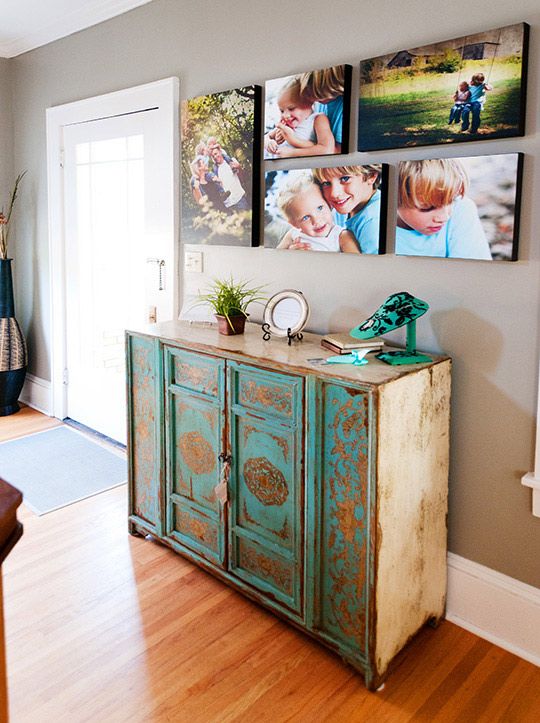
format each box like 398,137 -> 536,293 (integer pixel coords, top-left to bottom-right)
193,141 -> 210,164
189,142 -> 210,188
190,157 -> 230,212
276,174 -> 359,253
299,66 -> 346,153
448,81 -> 471,124
313,165 -> 382,254
461,73 -> 493,133
395,159 -> 491,259
264,77 -> 334,159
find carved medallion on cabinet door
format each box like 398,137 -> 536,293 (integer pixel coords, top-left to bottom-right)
178,431 -> 216,476
243,456 -> 289,507
236,419 -> 296,550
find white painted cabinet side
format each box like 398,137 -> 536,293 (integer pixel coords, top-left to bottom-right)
374,361 -> 451,677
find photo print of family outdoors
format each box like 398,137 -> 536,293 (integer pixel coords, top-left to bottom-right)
264,164 -> 388,254
358,22 -> 529,151
181,85 -> 262,246
264,64 -> 352,160
395,153 -> 523,261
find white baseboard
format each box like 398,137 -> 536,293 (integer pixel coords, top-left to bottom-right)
20,373 -> 53,415
522,472 -> 540,517
446,552 -> 540,667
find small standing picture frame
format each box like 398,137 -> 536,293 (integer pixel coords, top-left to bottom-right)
262,290 -> 310,345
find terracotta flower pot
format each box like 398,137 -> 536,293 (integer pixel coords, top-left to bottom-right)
215,314 -> 246,336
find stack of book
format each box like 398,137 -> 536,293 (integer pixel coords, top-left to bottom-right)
321,332 -> 385,355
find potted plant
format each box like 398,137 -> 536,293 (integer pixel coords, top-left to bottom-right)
0,172 -> 27,416
198,277 -> 266,335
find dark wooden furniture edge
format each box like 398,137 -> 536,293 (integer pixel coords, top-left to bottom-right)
0,479 -> 23,565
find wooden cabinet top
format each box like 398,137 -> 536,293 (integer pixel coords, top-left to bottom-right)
128,321 -> 449,390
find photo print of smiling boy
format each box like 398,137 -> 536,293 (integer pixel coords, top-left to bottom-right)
396,154 -> 523,260
264,164 -> 388,254
264,64 -> 352,160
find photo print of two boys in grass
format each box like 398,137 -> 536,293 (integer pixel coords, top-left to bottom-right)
358,22 -> 528,150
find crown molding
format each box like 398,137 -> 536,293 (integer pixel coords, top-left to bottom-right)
0,0 -> 152,58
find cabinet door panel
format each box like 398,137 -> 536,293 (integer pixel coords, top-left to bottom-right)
234,369 -> 298,422
127,334 -> 162,533
228,363 -> 304,615
165,347 -> 225,567
169,347 -> 221,399
236,417 -> 296,550
313,380 -> 374,660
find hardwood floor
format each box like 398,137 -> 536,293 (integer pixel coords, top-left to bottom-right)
0,404 -> 61,443
2,409 -> 540,721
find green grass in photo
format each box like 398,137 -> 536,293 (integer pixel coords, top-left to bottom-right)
359,59 -> 523,149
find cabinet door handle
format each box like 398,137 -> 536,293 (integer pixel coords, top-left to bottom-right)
218,453 -> 232,464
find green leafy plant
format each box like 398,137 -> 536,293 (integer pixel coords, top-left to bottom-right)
198,277 -> 266,330
0,172 -> 27,261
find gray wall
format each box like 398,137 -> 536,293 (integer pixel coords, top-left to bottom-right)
0,58 -> 13,224
8,0 -> 540,587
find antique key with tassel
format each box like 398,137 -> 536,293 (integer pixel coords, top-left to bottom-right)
215,453 -> 231,505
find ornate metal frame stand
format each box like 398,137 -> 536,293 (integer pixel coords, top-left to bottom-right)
262,323 -> 304,346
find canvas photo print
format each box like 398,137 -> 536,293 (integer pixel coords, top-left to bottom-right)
181,85 -> 261,246
264,64 -> 351,160
359,22 -> 529,151
264,164 -> 388,254
395,153 -> 523,261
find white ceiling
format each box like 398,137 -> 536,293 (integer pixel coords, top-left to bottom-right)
0,0 -> 153,58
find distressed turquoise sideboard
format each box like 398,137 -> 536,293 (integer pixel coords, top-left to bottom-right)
126,321 -> 451,689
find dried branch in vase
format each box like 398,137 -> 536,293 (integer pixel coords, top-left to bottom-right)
0,171 -> 27,260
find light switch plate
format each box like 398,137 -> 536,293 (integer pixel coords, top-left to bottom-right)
185,251 -> 203,273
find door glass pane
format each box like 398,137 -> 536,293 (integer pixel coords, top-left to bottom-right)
70,133 -> 146,442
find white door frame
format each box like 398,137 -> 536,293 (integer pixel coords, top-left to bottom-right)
46,77 -> 179,420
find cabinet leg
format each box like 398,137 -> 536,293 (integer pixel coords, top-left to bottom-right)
428,614 -> 443,629
365,669 -> 386,692
128,520 -> 143,537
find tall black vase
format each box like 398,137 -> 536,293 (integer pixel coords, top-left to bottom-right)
0,259 -> 27,416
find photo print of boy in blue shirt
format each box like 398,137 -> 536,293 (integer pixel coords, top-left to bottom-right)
395,159 -> 492,260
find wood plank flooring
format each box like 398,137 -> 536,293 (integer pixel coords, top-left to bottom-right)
0,404 -> 61,443
2,408 -> 540,722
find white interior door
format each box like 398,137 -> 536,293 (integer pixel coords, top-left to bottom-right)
62,110 -> 174,444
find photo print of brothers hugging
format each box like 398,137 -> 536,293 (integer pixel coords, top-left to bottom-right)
264,164 -> 388,254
